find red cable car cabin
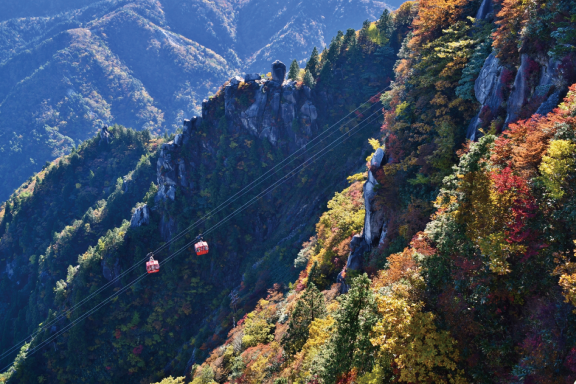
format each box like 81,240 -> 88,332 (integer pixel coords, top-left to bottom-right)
146,255 -> 160,274
195,240 -> 209,256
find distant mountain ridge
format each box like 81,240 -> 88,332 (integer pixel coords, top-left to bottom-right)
0,0 -> 390,201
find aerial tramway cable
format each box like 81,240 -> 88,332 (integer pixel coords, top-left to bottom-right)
0,85 -> 390,363
0,107 -> 383,374
0,88 -> 386,370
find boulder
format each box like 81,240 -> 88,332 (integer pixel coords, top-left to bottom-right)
130,205 -> 150,227
271,60 -> 286,83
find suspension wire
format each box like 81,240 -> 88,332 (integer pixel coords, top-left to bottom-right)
0,108 -> 383,374
0,86 -> 389,362
0,88 -> 387,363
148,85 -> 390,256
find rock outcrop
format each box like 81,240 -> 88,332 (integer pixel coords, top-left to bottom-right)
271,60 -> 287,83
468,52 -> 564,139
506,54 -> 532,124
346,147 -> 387,272
152,61 -> 322,241
99,126 -> 111,145
130,204 -> 150,227
475,0 -> 493,20
467,53 -> 504,140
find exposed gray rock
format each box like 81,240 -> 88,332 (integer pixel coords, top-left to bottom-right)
467,53 -> 504,140
475,0 -> 493,20
378,224 -> 388,247
271,60 -> 286,83
130,204 -> 150,227
174,133 -> 183,146
102,257 -> 120,282
166,185 -> 176,200
363,173 -> 386,246
155,185 -> 167,203
99,126 -> 111,145
281,103 -> 296,130
300,101 -> 318,124
244,73 -> 260,82
370,147 -> 384,168
346,234 -> 369,270
240,83 -> 269,135
475,54 -> 502,105
506,54 -> 532,124
271,92 -> 281,113
535,91 -> 561,116
538,57 -> 560,88
177,159 -> 187,187
282,86 -> 297,104
230,76 -> 244,86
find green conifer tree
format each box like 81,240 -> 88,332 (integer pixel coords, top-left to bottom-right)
327,31 -> 344,64
377,9 -> 394,41
318,59 -> 333,88
288,60 -> 301,81
305,47 -> 320,77
316,274 -> 379,382
342,28 -> 357,51
282,282 -> 326,355
303,69 -> 315,88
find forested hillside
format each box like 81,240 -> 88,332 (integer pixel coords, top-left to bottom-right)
181,0 -> 576,382
0,0 -> 390,201
0,15 -> 400,383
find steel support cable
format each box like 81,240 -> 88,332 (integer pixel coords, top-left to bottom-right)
0,87 -> 389,362
0,109 -> 382,374
146,85 -> 391,256
0,99 -> 385,364
197,110 -> 384,236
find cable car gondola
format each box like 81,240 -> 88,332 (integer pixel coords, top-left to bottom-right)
194,236 -> 209,256
146,254 -> 160,274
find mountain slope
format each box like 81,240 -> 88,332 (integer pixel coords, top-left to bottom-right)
0,20 -> 397,383
179,0 -> 576,382
0,0 -> 390,201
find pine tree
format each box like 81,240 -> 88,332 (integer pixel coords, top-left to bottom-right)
342,28 -> 357,51
326,33 -> 342,64
305,47 -> 320,77
377,9 -> 394,41
318,59 -> 333,88
287,59 -> 300,81
282,283 -> 326,355
303,69 -> 315,88
317,274 -> 379,382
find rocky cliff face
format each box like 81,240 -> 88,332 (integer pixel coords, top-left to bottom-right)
149,63 -> 326,243
467,49 -> 570,140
